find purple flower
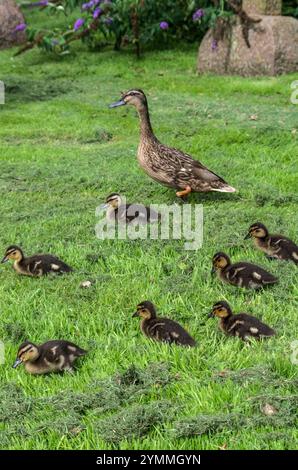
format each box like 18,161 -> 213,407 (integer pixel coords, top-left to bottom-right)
82,1 -> 93,9
104,17 -> 113,25
15,23 -> 27,32
211,39 -> 218,51
193,9 -> 204,21
93,7 -> 103,19
28,0 -> 48,6
160,21 -> 169,30
51,39 -> 59,46
74,18 -> 85,31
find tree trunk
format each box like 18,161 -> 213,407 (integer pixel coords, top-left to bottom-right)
0,0 -> 26,50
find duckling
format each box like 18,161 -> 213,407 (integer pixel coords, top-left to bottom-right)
109,90 -> 236,198
132,301 -> 196,347
211,252 -> 278,289
208,300 -> 275,341
245,222 -> 298,264
101,193 -> 160,224
12,340 -> 87,374
1,245 -> 73,277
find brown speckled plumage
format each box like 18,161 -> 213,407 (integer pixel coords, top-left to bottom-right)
110,89 -> 236,197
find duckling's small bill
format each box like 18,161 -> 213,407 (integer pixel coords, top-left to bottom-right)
12,358 -> 22,368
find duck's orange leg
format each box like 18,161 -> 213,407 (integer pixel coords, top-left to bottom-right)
176,185 -> 192,198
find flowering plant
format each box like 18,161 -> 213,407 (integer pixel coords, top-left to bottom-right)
16,0 -> 218,56
16,0 -> 285,57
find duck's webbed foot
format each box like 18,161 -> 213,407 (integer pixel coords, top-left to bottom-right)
176,186 -> 192,199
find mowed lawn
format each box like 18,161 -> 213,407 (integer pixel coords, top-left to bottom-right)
0,10 -> 297,450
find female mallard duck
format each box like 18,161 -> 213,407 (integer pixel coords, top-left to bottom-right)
208,300 -> 275,341
245,222 -> 298,264
1,245 -> 73,277
109,89 -> 236,198
133,301 -> 196,347
211,252 -> 278,289
101,193 -> 160,224
13,340 -> 87,374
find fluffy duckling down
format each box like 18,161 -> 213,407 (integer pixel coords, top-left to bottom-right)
133,301 -> 196,347
211,252 -> 278,289
208,301 -> 275,341
1,245 -> 73,277
245,222 -> 298,264
101,193 -> 160,224
13,340 -> 87,375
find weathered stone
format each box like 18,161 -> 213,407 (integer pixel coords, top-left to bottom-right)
243,0 -> 281,16
198,15 -> 298,76
0,0 -> 26,50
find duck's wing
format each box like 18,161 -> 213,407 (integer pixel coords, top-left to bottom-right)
39,341 -> 63,363
227,262 -> 278,288
157,144 -> 235,193
245,263 -> 278,285
227,314 -> 275,339
270,235 -> 298,263
151,318 -> 196,347
225,263 -> 248,287
124,204 -> 160,224
41,341 -> 86,360
27,254 -> 72,275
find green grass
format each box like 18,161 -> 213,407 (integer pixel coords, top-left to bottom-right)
0,8 -> 298,450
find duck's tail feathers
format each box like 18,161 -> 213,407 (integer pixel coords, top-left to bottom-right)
77,347 -> 88,356
212,185 -> 236,193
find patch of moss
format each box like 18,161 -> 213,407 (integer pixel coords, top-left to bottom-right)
96,400 -> 176,445
0,383 -> 33,423
3,76 -> 73,103
3,322 -> 27,343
